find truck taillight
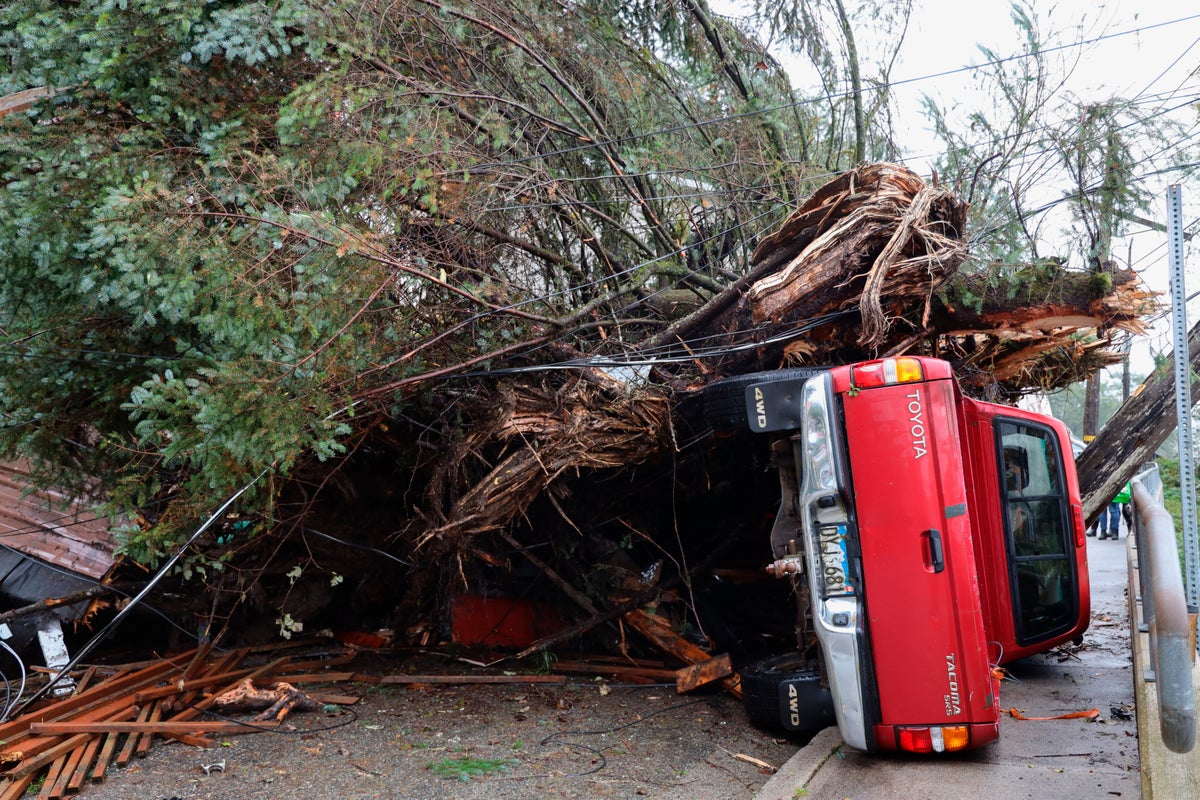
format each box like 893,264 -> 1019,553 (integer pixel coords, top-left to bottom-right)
896,725 -> 971,753
1072,503 -> 1085,547
851,357 -> 924,388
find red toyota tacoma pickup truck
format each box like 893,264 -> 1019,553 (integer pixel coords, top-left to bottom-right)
704,356 -> 1089,754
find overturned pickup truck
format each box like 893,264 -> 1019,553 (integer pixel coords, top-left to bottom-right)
704,357 -> 1090,754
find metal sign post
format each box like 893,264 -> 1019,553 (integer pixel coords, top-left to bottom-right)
1167,184 -> 1199,608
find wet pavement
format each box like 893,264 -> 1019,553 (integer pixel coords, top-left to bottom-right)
756,529 -> 1141,799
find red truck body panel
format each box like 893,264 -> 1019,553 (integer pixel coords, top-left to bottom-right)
959,398 -> 1091,662
725,356 -> 1089,754
833,364 -> 1000,749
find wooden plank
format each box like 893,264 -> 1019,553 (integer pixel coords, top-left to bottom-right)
134,701 -> 163,757
675,654 -> 734,693
66,734 -> 102,792
32,719 -> 280,735
373,674 -> 567,685
71,667 -> 98,695
552,660 -> 678,680
89,730 -> 122,783
268,651 -> 358,673
0,774 -> 36,800
180,641 -> 216,681
46,741 -> 84,799
268,671 -> 358,684
556,652 -> 670,668
114,705 -> 150,767
6,735 -> 92,780
305,692 -> 361,706
621,610 -> 742,698
36,754 -> 64,800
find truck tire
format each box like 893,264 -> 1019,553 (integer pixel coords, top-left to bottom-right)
701,367 -> 828,431
740,654 -> 837,734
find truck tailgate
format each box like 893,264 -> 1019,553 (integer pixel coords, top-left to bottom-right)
841,377 -> 998,730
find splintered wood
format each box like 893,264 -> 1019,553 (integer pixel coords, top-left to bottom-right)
0,641 -> 613,799
0,643 -> 357,800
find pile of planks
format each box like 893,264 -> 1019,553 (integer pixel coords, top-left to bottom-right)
0,636 -> 711,800
0,642 -> 361,800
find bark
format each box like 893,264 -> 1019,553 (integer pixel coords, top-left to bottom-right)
1075,319 -> 1200,524
1084,373 -> 1101,439
212,679 -> 319,722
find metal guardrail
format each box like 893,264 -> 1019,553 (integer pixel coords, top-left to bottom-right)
1131,467 -> 1197,753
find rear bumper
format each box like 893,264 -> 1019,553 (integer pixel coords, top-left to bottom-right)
797,373 -> 873,751
812,594 -> 871,750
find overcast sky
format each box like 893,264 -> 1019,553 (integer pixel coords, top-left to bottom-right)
895,2 -> 1200,376
719,1 -> 1200,377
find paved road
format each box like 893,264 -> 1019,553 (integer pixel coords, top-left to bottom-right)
756,529 -> 1140,799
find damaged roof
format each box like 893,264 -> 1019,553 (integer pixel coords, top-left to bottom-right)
0,460 -> 117,581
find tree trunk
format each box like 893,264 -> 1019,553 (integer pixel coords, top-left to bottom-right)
1083,373 -> 1101,441
1075,320 -> 1200,523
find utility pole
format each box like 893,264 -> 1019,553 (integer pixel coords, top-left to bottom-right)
1084,126 -> 1121,442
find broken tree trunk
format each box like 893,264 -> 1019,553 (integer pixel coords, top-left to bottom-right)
212,679 -> 319,722
1075,318 -> 1200,524
666,163 -> 971,377
652,163 -> 1149,393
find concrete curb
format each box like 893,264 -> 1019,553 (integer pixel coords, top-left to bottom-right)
752,727 -> 843,799
1128,536 -> 1200,799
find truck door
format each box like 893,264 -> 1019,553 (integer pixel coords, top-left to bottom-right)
996,420 -> 1081,646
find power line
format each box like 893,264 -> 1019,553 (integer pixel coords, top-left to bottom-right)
462,12 -> 1200,174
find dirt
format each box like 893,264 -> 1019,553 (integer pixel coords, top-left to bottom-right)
56,653 -> 790,800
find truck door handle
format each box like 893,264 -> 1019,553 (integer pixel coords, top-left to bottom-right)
923,529 -> 945,573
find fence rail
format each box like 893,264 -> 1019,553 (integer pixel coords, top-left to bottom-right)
1131,467 -> 1196,754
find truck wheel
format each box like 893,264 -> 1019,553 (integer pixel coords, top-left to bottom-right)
740,653 -> 837,734
702,368 -> 827,431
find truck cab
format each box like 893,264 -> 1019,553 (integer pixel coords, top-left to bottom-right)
708,356 -> 1089,754
962,400 -> 1090,663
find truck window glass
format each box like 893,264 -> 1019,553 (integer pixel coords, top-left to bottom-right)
997,420 -> 1076,645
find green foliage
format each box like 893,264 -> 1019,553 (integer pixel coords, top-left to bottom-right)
1155,457 -> 1189,571
0,0 -> 901,561
427,757 -> 515,782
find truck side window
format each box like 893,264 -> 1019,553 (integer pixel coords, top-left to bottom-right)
996,421 -> 1076,645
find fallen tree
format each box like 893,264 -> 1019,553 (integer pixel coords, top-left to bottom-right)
1075,318 -> 1200,523
36,163 -> 1167,658
403,164 -> 1156,578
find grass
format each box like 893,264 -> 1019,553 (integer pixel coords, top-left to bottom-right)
1153,457 -> 1187,568
426,756 -> 515,781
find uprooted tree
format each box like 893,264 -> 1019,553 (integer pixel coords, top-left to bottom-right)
0,1 -> 1177,649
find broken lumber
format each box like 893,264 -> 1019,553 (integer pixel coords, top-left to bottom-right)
0,644 -> 361,797
30,720 -> 280,735
675,653 -> 734,693
621,610 -> 742,698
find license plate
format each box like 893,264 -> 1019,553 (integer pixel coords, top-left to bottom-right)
816,524 -> 853,596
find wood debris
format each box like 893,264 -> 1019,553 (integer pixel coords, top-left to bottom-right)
212,679 -> 318,722
621,610 -> 741,698
0,642 -> 359,800
0,638 -> 623,799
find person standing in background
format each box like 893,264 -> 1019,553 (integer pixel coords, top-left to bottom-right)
1099,483 -> 1132,540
